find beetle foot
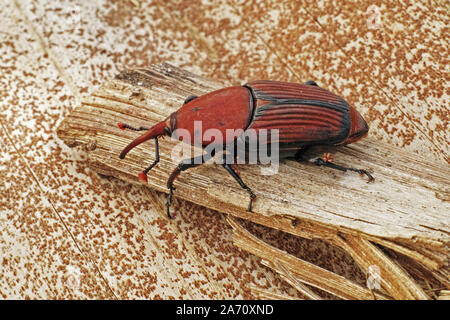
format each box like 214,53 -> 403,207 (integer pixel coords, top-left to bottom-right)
166,186 -> 174,219
321,153 -> 334,163
358,169 -> 375,183
166,204 -> 172,219
310,157 -> 374,182
344,167 -> 374,182
247,189 -> 256,212
138,172 -> 148,183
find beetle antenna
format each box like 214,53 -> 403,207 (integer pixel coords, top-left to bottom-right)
118,122 -> 149,131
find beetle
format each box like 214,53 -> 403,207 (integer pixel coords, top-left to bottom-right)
118,80 -> 373,218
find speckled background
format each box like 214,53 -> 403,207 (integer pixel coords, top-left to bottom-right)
0,0 -> 448,299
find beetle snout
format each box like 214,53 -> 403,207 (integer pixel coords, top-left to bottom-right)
346,106 -> 369,144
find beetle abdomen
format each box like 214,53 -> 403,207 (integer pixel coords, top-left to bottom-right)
245,80 -> 351,149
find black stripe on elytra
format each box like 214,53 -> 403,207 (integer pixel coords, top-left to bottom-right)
243,85 -> 256,130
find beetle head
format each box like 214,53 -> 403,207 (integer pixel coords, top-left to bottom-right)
344,106 -> 369,144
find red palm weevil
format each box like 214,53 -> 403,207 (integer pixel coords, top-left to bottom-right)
118,80 -> 373,218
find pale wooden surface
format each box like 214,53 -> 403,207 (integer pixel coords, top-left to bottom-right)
0,0 -> 448,299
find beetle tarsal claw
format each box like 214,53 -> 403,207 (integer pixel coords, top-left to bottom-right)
247,190 -> 256,212
166,205 -> 172,219
166,186 -> 174,219
247,200 -> 253,212
362,170 -> 375,183
348,168 -> 374,182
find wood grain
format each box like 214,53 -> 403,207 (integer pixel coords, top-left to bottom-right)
57,63 -> 450,299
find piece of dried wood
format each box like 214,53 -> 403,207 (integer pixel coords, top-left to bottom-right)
57,63 -> 449,299
271,260 -> 322,300
228,217 -> 389,300
332,234 -> 429,299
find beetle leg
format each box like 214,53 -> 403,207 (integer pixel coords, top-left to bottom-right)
138,138 -> 160,183
166,151 -> 215,218
294,148 -> 374,182
309,157 -> 374,182
321,152 -> 334,163
221,155 -> 256,212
